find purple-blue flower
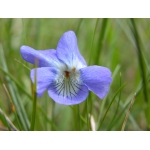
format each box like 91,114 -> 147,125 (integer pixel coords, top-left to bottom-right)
20,31 -> 112,105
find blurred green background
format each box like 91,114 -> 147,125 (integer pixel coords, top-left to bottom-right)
0,18 -> 150,131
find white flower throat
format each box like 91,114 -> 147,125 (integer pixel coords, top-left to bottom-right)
52,53 -> 86,98
54,66 -> 82,98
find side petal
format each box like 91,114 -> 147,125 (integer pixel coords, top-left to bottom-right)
47,80 -> 89,105
20,45 -> 60,67
56,31 -> 87,66
30,67 -> 58,97
80,66 -> 112,99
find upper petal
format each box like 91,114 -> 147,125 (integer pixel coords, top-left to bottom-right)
20,45 -> 60,67
30,67 -> 58,97
80,66 -> 112,99
56,31 -> 87,67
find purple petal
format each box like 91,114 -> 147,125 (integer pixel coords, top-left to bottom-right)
30,67 -> 58,97
80,66 -> 112,99
20,45 -> 60,67
48,83 -> 89,105
56,31 -> 87,66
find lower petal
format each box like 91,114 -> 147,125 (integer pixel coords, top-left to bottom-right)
80,66 -> 112,99
30,67 -> 58,97
48,79 -> 89,105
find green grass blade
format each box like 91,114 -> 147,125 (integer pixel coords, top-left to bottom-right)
129,19 -> 148,102
0,44 -> 30,130
107,73 -> 122,130
2,83 -> 23,130
95,18 -> 108,64
38,107 -> 58,131
86,97 -> 91,131
97,64 -> 120,126
30,66 -> 37,131
121,93 -> 136,131
97,83 -> 126,130
72,105 -> 80,131
75,18 -> 83,35
129,18 -> 150,129
0,108 -> 18,131
0,108 -> 11,131
88,18 -> 99,65
77,104 -> 81,130
107,101 -> 130,130
0,66 -> 32,100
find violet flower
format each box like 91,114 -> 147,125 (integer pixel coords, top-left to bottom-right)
20,31 -> 112,105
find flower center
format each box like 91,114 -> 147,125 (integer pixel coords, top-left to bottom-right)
54,67 -> 82,98
64,67 -> 76,78
64,71 -> 70,78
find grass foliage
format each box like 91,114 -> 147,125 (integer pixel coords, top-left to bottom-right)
0,18 -> 150,131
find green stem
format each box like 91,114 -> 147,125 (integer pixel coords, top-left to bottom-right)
30,69 -> 37,131
30,91 -> 37,131
129,18 -> 150,129
97,83 -> 126,130
0,108 -> 19,131
73,105 -> 77,130
130,18 -> 148,102
88,18 -> 99,64
77,104 -> 81,130
107,73 -> 122,130
86,98 -> 90,131
75,18 -> 83,35
51,101 -> 55,131
95,18 -> 108,64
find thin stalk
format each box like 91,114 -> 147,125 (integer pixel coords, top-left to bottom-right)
3,83 -> 22,130
80,115 -> 87,124
0,44 -> 30,130
130,18 -> 150,129
0,66 -> 32,100
73,105 -> 80,130
14,59 -> 30,71
35,19 -> 41,49
70,106 -> 87,126
107,72 -> 122,130
86,98 -> 90,131
129,19 -> 148,102
108,101 -> 130,130
75,18 -> 83,35
97,65 -> 120,128
45,94 -> 48,130
0,108 -> 18,131
88,18 -> 99,65
95,18 -> 108,64
51,100 -> 55,130
77,104 -> 81,130
38,106 -> 58,131
97,83 -> 126,130
121,93 -> 136,131
30,68 -> 37,131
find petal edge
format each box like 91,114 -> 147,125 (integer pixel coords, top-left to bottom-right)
80,66 -> 112,99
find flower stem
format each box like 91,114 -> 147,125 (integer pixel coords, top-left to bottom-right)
30,69 -> 37,131
77,104 -> 81,130
30,90 -> 37,131
86,98 -> 90,131
73,105 -> 80,131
